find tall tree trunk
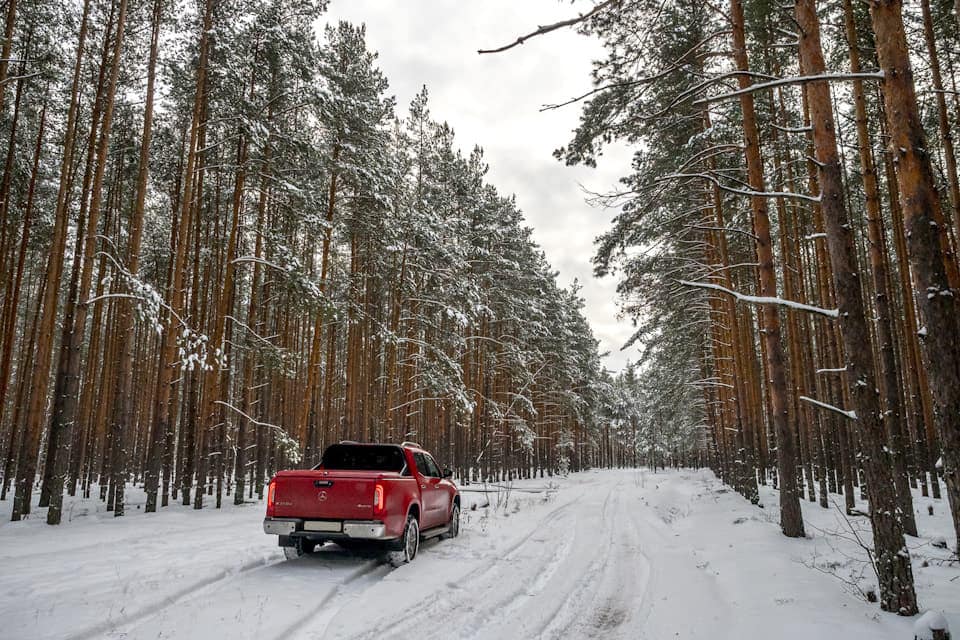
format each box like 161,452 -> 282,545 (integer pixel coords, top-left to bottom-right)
0,27 -> 31,334
796,0 -> 917,613
10,0 -> 91,522
119,0 -> 162,515
728,0 -> 804,537
842,0 -> 917,538
235,166 -> 269,505
920,0 -> 960,245
298,146 -> 340,453
0,93 -> 43,467
1,271 -> 44,502
37,0 -> 116,509
703,109 -> 757,503
44,0 -> 128,525
149,0 -> 214,513
195,134 -> 247,510
880,114 -> 942,500
869,0 -> 960,554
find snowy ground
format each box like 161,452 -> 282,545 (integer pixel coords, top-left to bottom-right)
1,468 -> 957,639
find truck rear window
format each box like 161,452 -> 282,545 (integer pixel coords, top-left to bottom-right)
318,444 -> 406,473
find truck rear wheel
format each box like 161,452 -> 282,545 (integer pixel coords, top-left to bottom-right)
387,515 -> 419,567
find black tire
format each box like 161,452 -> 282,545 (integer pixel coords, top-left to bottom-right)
387,514 -> 419,567
441,503 -> 460,540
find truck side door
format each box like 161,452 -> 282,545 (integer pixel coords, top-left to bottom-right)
428,453 -> 457,520
413,452 -> 446,529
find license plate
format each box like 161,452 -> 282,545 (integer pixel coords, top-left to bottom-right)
304,520 -> 342,533
264,519 -> 296,535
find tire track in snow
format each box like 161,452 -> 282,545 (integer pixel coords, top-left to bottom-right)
598,482 -> 662,638
422,479 -> 621,640
344,486 -> 588,640
312,475 -> 641,640
621,503 -> 666,637
580,488 -> 654,639
271,558 -> 390,640
67,551 -> 282,640
536,481 -> 623,639
453,510 -> 580,640
528,478 -> 663,640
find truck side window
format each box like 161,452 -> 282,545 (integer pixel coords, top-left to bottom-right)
413,453 -> 425,476
414,452 -> 440,477
425,455 -> 442,478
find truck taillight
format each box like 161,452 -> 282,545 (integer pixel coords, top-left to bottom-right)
373,483 -> 385,515
267,479 -> 277,517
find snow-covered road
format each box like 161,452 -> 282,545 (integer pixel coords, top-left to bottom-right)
331,473 -> 661,640
2,469 -> 957,639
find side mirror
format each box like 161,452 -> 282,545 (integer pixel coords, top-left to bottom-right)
442,468 -> 453,479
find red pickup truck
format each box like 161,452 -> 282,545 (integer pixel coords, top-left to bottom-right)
263,442 -> 460,565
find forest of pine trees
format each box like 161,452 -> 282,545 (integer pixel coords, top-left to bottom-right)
0,0 -> 669,533
5,0 -> 959,620
531,0 -> 960,617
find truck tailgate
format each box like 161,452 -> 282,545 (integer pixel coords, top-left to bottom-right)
272,470 -> 386,520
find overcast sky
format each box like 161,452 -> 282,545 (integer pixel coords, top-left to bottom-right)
323,0 -> 637,372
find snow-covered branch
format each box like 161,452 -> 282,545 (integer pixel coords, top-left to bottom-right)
799,395 -> 857,420
691,224 -> 759,240
215,400 -> 301,463
677,280 -> 839,318
701,261 -> 760,277
772,123 -> 812,134
232,255 -> 291,272
662,172 -> 821,203
693,72 -> 884,105
84,292 -> 142,306
225,315 -> 276,347
687,380 -> 735,389
676,144 -> 743,174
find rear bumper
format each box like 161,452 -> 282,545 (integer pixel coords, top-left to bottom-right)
263,517 -> 393,541
263,518 -> 298,536
343,521 -> 389,539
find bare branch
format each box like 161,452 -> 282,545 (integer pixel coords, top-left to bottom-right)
479,0 -> 619,54
540,29 -> 732,111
